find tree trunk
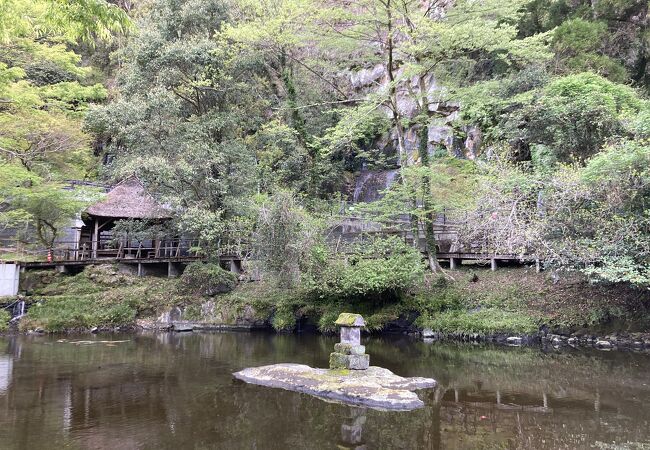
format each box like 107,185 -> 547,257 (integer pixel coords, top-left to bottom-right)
419,125 -> 443,273
385,0 -> 408,167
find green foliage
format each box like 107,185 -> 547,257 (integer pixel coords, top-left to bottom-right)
550,17 -> 628,81
20,265 -> 200,331
545,72 -> 640,111
0,309 -> 10,331
2,0 -> 649,307
0,0 -> 129,252
315,106 -> 392,173
180,262 -> 237,296
304,236 -> 425,300
23,295 -> 136,332
1,178 -> 99,249
251,120 -> 310,193
317,309 -> 342,333
0,0 -> 131,44
465,139 -> 650,288
413,287 -> 464,315
553,18 -> 606,55
84,0 -> 262,247
254,191 -> 324,288
575,141 -> 650,286
416,309 -> 538,335
524,72 -> 642,162
271,305 -> 297,332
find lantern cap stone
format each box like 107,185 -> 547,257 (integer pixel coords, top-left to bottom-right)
335,313 -> 365,327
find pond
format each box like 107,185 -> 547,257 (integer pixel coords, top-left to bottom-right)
0,332 -> 648,449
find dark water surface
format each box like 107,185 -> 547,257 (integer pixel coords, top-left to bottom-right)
0,332 -> 649,449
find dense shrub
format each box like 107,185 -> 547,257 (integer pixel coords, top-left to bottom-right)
271,305 -> 297,332
525,72 -> 640,162
180,262 -> 237,296
254,191 -> 324,288
304,236 -> 425,301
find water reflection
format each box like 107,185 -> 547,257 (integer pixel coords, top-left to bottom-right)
0,332 -> 647,449
339,407 -> 367,449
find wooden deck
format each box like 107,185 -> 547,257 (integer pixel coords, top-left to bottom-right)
437,252 -> 530,261
11,215 -> 534,273
22,255 -> 203,269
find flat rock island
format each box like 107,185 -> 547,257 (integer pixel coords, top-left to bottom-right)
232,314 -> 437,410
233,363 -> 436,410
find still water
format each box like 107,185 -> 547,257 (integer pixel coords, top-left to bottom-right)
0,332 -> 648,449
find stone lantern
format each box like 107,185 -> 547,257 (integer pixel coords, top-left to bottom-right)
329,313 -> 369,370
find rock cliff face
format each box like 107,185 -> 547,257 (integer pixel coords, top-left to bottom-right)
352,169 -> 399,203
345,63 -> 481,162
343,63 -> 481,202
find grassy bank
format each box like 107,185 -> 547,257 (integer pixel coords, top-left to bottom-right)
8,264 -> 650,336
413,267 -> 649,336
16,266 -> 196,332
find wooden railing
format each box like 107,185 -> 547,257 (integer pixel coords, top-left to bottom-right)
1,236 -> 252,263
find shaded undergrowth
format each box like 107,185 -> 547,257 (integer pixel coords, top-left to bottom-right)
13,264 -> 650,335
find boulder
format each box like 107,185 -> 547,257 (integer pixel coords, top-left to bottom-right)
422,328 -> 435,338
596,340 -> 612,349
233,363 -> 436,411
506,336 -> 522,345
172,322 -> 193,332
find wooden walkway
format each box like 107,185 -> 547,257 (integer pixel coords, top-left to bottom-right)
13,237 -> 248,276
10,215 -> 532,273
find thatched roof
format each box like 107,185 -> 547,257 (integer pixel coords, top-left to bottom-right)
85,176 -> 172,220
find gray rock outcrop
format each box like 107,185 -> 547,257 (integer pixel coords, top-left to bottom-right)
233,363 -> 436,411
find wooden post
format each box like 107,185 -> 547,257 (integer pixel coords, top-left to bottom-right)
491,258 -> 497,271
168,262 -> 181,278
92,220 -> 99,259
450,257 -> 460,270
73,227 -> 80,261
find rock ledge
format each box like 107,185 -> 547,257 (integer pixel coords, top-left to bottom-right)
233,363 -> 436,411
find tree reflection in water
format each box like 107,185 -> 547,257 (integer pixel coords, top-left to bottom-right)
0,332 -> 648,449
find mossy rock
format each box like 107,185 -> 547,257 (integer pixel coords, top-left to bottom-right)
334,313 -> 365,327
180,262 -> 237,296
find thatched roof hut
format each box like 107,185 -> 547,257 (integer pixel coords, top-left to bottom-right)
85,176 -> 171,220
78,176 -> 172,258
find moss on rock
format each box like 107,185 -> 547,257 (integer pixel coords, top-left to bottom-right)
334,313 -> 365,327
180,262 -> 237,296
